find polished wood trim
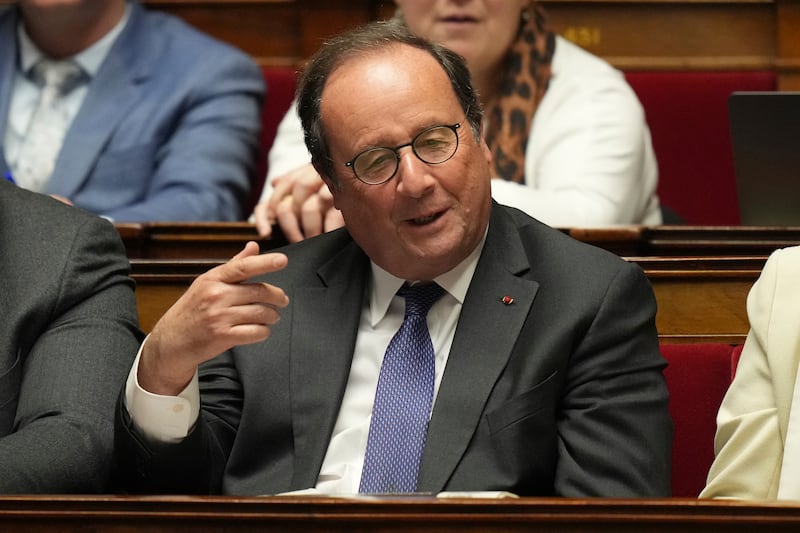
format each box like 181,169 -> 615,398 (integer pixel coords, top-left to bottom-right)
117,222 -> 287,259
563,226 -> 800,257
1,495 -> 800,532
117,224 -> 800,260
637,226 -> 800,257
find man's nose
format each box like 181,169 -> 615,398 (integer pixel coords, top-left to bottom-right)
395,148 -> 433,196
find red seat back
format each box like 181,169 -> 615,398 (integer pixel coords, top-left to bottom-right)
661,343 -> 738,497
626,71 -> 777,225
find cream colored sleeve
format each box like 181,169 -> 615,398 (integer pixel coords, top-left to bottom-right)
701,247 -> 800,499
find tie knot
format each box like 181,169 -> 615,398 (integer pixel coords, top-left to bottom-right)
30,58 -> 84,95
398,282 -> 445,317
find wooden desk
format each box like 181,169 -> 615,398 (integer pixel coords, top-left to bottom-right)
1,495 -> 799,532
131,256 -> 763,342
117,224 -> 800,260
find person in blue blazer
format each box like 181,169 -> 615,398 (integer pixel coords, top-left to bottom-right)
114,21 -> 672,496
0,0 -> 264,221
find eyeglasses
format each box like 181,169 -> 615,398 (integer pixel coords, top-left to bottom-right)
344,119 -> 464,185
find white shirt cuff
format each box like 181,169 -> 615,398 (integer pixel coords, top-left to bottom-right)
124,336 -> 200,443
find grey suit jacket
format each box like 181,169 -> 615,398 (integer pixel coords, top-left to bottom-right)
115,202 -> 672,496
0,179 -> 143,492
0,1 -> 264,221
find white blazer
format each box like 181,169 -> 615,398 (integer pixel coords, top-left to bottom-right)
702,245 -> 800,500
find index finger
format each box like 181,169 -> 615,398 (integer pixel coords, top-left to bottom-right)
212,246 -> 288,284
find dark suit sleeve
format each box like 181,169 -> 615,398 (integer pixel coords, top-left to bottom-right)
554,262 -> 672,497
113,351 -> 243,494
0,215 -> 143,493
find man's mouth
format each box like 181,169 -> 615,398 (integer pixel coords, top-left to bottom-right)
409,211 -> 444,226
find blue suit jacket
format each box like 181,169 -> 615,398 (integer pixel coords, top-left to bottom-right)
115,202 -> 673,497
0,2 -> 264,221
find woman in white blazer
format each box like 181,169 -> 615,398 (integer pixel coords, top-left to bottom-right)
702,245 -> 800,500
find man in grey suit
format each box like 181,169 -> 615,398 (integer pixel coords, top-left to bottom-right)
0,178 -> 143,492
0,0 -> 263,221
115,21 -> 672,496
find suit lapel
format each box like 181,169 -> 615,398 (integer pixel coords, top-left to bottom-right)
417,205 -> 539,492
49,3 -> 151,198
290,239 -> 370,489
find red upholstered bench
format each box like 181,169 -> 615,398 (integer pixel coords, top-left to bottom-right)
661,343 -> 740,497
626,71 -> 777,225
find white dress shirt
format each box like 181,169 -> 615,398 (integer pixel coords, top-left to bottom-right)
126,232 -> 486,494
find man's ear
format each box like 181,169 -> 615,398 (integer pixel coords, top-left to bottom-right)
312,161 -> 342,207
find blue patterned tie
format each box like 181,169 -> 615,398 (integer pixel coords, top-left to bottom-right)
359,282 -> 446,493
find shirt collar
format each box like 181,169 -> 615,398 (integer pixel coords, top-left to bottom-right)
367,226 -> 489,327
17,3 -> 131,77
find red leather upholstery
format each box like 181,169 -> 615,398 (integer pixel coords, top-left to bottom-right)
626,71 -> 777,225
661,343 -> 739,497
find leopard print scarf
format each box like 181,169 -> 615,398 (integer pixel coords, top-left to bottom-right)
484,3 -> 555,183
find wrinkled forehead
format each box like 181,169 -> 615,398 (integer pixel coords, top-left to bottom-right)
319,44 -> 458,125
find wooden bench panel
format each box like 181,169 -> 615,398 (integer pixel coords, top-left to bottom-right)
140,0 -> 799,89
142,0 -> 379,67
3,1 -> 798,86
543,0 -> 776,71
639,256 -> 762,344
